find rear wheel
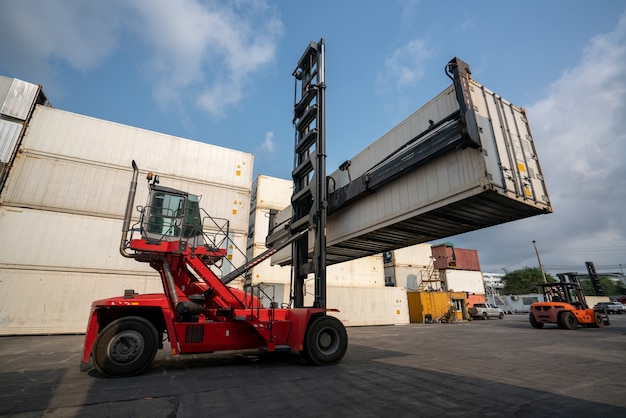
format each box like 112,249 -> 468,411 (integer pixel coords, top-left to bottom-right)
498,312 -> 504,319
303,315 -> 348,365
593,311 -> 605,328
529,313 -> 543,329
560,312 -> 578,330
482,312 -> 488,320
93,316 -> 159,377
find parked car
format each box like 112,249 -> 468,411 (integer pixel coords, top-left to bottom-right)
468,303 -> 504,320
594,301 -> 626,314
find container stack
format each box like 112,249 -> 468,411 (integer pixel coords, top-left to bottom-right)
0,103 -> 253,335
431,243 -> 485,306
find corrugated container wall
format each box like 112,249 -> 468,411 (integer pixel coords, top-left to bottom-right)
0,104 -> 253,335
389,244 -> 434,267
407,291 -> 467,323
432,244 -> 481,271
384,243 -> 436,289
441,269 -> 485,294
306,284 -> 410,326
271,76 -> 552,266
0,76 -> 49,191
246,175 -> 294,295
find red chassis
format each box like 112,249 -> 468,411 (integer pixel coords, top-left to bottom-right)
81,238 -> 340,376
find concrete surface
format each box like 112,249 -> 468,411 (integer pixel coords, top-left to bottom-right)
1,314 -> 625,417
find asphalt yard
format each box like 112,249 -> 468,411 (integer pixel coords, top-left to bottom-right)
1,314 -> 625,417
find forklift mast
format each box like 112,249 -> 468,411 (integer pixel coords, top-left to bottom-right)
290,39 -> 327,309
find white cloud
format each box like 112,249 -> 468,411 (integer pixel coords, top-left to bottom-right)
376,38 -> 433,93
260,131 -> 277,154
0,0 -> 283,118
125,0 -> 283,117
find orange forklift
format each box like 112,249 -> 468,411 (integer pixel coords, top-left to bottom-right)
529,273 -> 609,330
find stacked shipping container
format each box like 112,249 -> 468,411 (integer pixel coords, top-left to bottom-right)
0,105 -> 253,335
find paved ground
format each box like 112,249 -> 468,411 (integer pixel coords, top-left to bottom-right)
1,314 -> 625,417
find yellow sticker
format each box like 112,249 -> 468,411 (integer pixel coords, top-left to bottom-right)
232,209 -> 237,215
517,162 -> 526,172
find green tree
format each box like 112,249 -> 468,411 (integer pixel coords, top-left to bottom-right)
581,276 -> 626,296
501,267 -> 555,294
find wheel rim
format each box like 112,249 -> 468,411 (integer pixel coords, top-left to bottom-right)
107,330 -> 145,366
317,328 -> 339,355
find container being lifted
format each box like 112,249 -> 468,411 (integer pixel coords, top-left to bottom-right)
268,57 -> 552,266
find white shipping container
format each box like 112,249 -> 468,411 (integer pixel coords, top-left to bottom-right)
249,243 -> 292,285
390,244 -> 434,267
0,207 -> 248,277
326,255 -> 385,288
250,241 -> 385,289
249,208 -> 274,247
1,152 -> 250,233
0,269 -> 163,335
305,284 -> 410,326
0,77 -> 40,120
388,265 -> 434,290
22,105 -> 253,190
272,78 -> 551,265
252,175 -> 292,210
441,269 -> 484,294
0,119 -> 23,163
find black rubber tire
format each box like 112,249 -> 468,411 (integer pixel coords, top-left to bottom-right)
560,311 -> 578,330
529,313 -> 543,329
303,315 -> 348,365
93,316 -> 159,377
593,311 -> 605,328
498,312 -> 504,319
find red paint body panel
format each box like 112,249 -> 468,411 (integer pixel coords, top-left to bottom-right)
80,235 -> 323,367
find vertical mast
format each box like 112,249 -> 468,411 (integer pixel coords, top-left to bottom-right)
291,39 -> 327,308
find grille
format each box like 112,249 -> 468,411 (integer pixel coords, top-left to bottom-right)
185,325 -> 204,343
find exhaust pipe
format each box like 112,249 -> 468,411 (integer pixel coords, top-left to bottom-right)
120,160 -> 140,258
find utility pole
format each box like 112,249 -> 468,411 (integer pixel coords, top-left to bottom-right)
532,240 -> 547,283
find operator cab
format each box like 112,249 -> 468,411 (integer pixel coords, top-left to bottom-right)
142,184 -> 204,246
538,282 -> 588,309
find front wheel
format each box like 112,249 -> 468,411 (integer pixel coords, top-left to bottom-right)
498,312 -> 504,319
303,315 -> 348,365
560,311 -> 578,330
529,313 -> 543,329
93,316 -> 159,377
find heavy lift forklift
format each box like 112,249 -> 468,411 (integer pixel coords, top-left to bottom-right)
80,39 -> 524,376
81,40 -> 348,377
529,272 -> 609,329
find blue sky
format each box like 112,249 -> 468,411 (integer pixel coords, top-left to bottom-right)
1,1 -> 625,276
